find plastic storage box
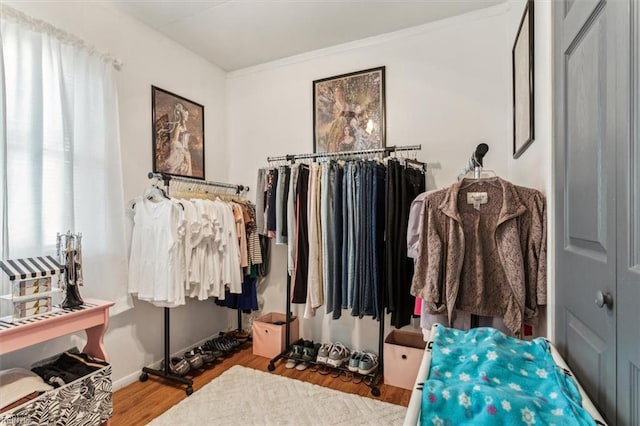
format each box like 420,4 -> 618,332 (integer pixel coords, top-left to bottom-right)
252,312 -> 299,359
383,329 -> 426,390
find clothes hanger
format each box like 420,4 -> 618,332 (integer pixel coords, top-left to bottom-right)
405,150 -> 426,173
144,178 -> 169,202
459,166 -> 500,190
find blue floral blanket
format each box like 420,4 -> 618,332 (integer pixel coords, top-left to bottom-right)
420,324 -> 595,426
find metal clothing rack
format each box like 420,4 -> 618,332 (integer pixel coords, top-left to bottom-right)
266,144 -> 422,163
147,171 -> 250,194
265,144 -> 422,396
139,172 -> 250,396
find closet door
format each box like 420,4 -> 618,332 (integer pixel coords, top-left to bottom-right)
553,0 -> 627,423
616,2 -> 640,425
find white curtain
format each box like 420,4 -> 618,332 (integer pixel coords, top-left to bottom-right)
1,16 -> 132,314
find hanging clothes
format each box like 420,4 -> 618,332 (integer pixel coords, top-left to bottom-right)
128,195 -> 185,308
385,159 -> 426,328
291,164 -> 310,304
410,177 -> 547,336
128,186 -> 263,310
260,156 -> 421,322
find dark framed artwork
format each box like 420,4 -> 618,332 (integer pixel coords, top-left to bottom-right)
152,86 -> 205,179
512,0 -> 534,159
313,66 -> 385,153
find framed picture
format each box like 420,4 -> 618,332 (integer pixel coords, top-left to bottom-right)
152,86 -> 205,179
512,0 -> 534,159
313,66 -> 385,153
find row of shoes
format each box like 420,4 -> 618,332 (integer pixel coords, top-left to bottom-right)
318,342 -> 379,375
285,341 -> 379,375
167,330 -> 250,376
167,345 -> 222,376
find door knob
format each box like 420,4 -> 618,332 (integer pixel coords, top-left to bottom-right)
595,291 -> 613,309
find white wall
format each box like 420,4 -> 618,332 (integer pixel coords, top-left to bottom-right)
1,1 -> 232,389
504,0 -> 553,339
226,4 -> 524,350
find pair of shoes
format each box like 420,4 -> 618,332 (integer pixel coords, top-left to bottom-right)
351,352 -> 378,375
168,357 -> 190,376
327,342 -> 351,368
184,349 -> 204,370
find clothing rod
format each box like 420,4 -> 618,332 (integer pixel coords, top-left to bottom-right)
147,172 -> 249,193
266,144 -> 422,163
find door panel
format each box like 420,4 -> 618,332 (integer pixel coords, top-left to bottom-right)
554,0 -> 619,422
565,309 -> 607,406
565,10 -> 608,258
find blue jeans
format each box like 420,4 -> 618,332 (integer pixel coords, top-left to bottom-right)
320,162 -> 334,314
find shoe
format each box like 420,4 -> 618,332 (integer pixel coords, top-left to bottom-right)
358,352 -> 379,375
295,361 -> 310,371
194,346 -> 218,364
348,352 -> 363,372
302,343 -> 320,362
202,339 -> 225,354
316,343 -> 332,365
184,350 -> 204,370
168,357 -> 190,376
290,344 -> 304,360
285,359 -> 298,369
327,343 -> 350,368
225,330 -> 250,342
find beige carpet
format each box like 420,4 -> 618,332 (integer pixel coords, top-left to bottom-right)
148,365 -> 407,425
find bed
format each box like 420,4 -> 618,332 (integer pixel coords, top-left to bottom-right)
403,324 -> 607,426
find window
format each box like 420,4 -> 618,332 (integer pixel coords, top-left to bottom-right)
1,13 -> 131,313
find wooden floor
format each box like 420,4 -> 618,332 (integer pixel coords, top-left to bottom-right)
112,343 -> 412,425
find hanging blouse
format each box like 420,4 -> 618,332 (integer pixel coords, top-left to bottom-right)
128,197 -> 185,308
410,177 -> 546,335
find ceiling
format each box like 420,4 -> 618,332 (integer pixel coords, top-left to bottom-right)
110,0 -> 505,72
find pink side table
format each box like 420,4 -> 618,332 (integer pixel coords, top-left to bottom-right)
0,298 -> 113,361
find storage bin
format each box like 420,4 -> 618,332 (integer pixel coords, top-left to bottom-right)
12,278 -> 52,297
13,297 -> 52,318
383,330 -> 426,390
252,312 -> 299,359
0,364 -> 112,426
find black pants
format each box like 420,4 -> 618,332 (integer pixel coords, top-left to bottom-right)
386,160 -> 425,328
292,165 -> 310,304
332,163 -> 344,319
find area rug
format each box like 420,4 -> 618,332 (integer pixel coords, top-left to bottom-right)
148,365 -> 407,425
